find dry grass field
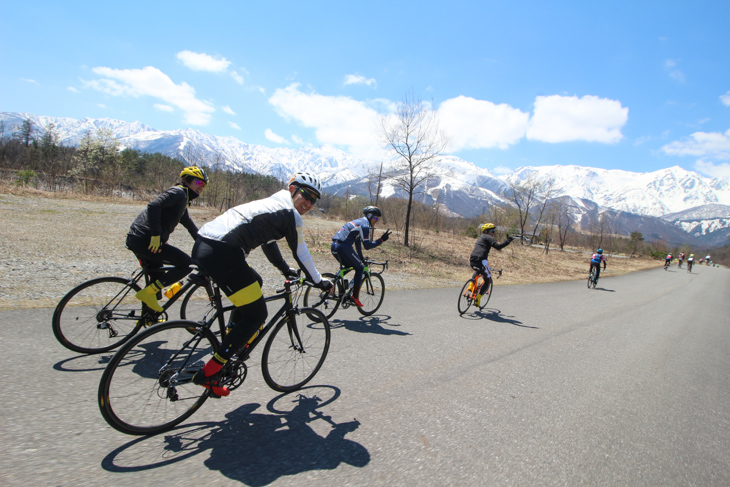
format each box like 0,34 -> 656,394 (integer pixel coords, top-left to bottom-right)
0,184 -> 659,310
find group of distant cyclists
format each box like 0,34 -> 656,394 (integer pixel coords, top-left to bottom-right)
664,252 -> 696,272
126,166 -> 631,396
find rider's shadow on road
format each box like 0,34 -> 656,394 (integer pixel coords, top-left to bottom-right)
329,314 -> 411,336
462,308 -> 538,329
101,386 -> 370,485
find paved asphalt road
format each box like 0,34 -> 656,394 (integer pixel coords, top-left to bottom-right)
2,264 -> 729,486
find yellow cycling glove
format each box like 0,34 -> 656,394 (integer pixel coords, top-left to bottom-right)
149,235 -> 161,253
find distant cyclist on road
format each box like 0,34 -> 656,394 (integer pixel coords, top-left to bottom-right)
468,223 -> 514,307
126,166 -> 208,312
677,252 -> 685,268
664,253 -> 672,269
590,249 -> 608,283
687,253 -> 695,272
331,206 -> 391,308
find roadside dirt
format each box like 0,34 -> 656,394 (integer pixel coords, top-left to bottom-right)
0,187 -> 659,310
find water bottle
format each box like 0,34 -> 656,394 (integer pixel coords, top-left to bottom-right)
164,281 -> 183,299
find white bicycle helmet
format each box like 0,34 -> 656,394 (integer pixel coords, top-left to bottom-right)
288,172 -> 322,198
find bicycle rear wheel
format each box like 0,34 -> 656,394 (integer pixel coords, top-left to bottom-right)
357,273 -> 385,316
587,270 -> 595,289
179,283 -> 232,323
303,272 -> 343,320
479,278 -> 494,310
52,276 -> 144,354
98,320 -> 219,435
261,308 -> 330,393
457,279 -> 475,315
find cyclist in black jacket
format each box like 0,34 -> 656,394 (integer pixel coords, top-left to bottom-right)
191,172 -> 333,397
469,223 -> 514,307
126,166 -> 208,312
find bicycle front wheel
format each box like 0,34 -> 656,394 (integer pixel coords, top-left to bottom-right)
357,273 -> 385,316
180,283 -> 232,324
52,276 -> 144,354
303,272 -> 343,320
479,278 -> 494,310
98,320 -> 219,435
261,308 -> 330,393
587,271 -> 595,289
458,279 -> 475,315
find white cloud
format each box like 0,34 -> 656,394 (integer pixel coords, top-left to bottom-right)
661,128 -> 730,160
176,50 -> 231,73
292,135 -> 305,145
268,83 -> 381,158
97,104 -> 107,109
22,78 -> 39,85
229,122 -> 241,130
265,129 -> 289,144
721,91 -> 730,107
438,96 -> 529,150
526,94 -> 628,143
664,58 -> 685,83
230,70 -> 244,85
85,66 -> 215,125
694,160 -> 730,180
222,105 -> 236,115
344,74 -> 376,87
67,86 -> 79,93
154,104 -> 174,112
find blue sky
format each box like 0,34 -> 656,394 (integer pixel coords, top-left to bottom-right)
2,1 -> 729,179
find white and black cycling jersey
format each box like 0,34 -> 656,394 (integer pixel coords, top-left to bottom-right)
198,189 -> 323,284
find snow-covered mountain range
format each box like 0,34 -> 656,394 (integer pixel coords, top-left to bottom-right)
3,112 -> 729,246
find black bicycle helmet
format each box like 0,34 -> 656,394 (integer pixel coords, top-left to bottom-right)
363,206 -> 382,218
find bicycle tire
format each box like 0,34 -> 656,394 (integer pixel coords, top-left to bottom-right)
261,307 -> 330,393
457,279 -> 475,315
52,276 -> 144,354
98,320 -> 219,436
179,283 -> 233,323
357,273 -> 385,316
587,270 -> 596,289
479,278 -> 494,310
303,272 -> 343,320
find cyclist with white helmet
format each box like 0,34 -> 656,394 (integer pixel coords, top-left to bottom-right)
469,223 -> 514,307
590,249 -> 607,283
127,166 -> 208,312
191,172 -> 333,396
331,206 -> 391,308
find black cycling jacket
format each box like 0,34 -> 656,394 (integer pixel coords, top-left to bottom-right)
469,234 -> 510,265
128,185 -> 199,243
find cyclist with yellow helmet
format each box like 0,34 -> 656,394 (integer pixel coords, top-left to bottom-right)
468,223 -> 514,307
126,166 -> 208,312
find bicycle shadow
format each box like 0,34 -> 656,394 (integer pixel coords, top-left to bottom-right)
100,385 -> 370,485
461,308 -> 538,329
329,314 -> 411,336
591,286 -> 616,292
52,353 -> 114,373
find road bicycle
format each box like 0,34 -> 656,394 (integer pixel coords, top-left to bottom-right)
98,274 -> 330,436
52,261 -> 227,354
457,268 -> 502,315
303,258 -> 388,319
587,267 -> 598,289
687,260 -> 694,273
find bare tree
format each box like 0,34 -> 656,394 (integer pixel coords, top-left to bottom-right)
380,89 -> 448,247
529,177 -> 559,243
504,177 -> 540,244
366,161 -> 386,205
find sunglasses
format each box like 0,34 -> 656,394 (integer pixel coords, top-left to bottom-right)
299,188 -> 318,204
371,216 -> 379,222
193,179 -> 207,187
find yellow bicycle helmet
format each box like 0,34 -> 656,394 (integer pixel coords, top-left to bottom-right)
480,223 -> 496,233
180,166 -> 209,183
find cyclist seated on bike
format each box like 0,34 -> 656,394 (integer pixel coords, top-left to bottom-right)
191,172 -> 333,397
678,252 -> 684,264
688,253 -> 695,267
126,166 -> 208,312
590,249 -> 607,281
469,223 -> 514,307
664,253 -> 672,267
330,206 -> 391,308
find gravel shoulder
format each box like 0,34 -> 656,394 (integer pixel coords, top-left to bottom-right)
1,191 -> 659,310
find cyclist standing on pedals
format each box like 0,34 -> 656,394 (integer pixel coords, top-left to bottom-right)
191,172 -> 333,397
330,206 -> 391,308
126,166 -> 208,313
468,223 -> 514,307
590,249 -> 607,283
